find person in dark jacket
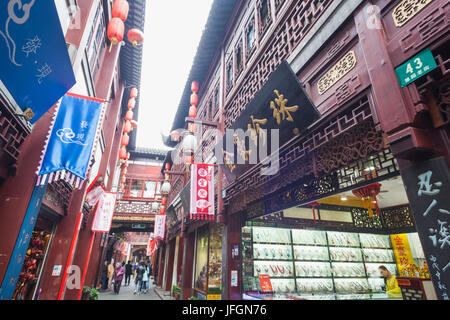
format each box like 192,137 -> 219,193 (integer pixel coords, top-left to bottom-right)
125,260 -> 133,286
100,261 -> 109,291
134,262 -> 145,295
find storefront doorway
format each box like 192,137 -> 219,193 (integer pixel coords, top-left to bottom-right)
12,208 -> 57,300
241,174 -> 436,300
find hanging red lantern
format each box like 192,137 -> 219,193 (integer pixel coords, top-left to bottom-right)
119,147 -> 127,160
123,120 -> 132,133
112,0 -> 129,22
190,93 -> 198,106
160,206 -> 166,215
189,106 -> 197,118
127,98 -> 136,110
122,168 -> 128,176
121,176 -> 126,184
191,81 -> 199,93
161,198 -> 167,206
165,163 -> 171,171
125,110 -> 134,121
107,17 -> 124,50
185,155 -> 194,164
352,183 -> 382,218
130,88 -> 138,99
130,120 -> 138,130
127,29 -> 144,46
124,161 -> 129,168
121,134 -> 129,147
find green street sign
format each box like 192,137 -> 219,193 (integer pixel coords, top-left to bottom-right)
395,48 -> 437,88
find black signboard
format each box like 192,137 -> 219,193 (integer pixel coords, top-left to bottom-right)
217,60 -> 320,183
401,157 -> 450,300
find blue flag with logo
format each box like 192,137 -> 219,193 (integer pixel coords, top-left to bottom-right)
38,94 -> 104,180
0,0 -> 76,123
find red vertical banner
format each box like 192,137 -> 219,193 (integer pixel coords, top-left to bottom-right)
190,163 -> 215,220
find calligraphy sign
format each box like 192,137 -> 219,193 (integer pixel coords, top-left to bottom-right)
154,214 -> 166,241
390,234 -> 416,277
190,163 -> 215,220
217,60 -> 320,184
91,192 -> 117,233
258,275 -> 273,293
0,0 -> 76,123
401,157 -> 450,300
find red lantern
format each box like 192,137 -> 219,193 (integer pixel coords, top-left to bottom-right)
130,120 -> 138,130
165,163 -> 171,171
107,18 -> 124,46
127,29 -> 144,46
127,98 -> 136,110
121,134 -> 129,147
352,183 -> 382,217
119,147 -> 127,160
125,110 -> 134,121
122,168 -> 127,176
185,155 -> 194,164
123,120 -> 132,133
190,93 -> 198,106
191,81 -> 199,93
124,161 -> 129,168
161,198 -> 167,206
160,206 -> 166,215
121,176 -> 126,184
112,0 -> 129,22
189,106 -> 197,118
130,88 -> 138,99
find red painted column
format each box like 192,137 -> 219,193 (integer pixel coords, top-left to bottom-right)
164,239 -> 176,292
180,232 -> 195,299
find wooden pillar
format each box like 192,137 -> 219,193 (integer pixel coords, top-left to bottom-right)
164,239 -> 176,292
180,231 -> 195,300
156,243 -> 165,287
226,212 -> 242,300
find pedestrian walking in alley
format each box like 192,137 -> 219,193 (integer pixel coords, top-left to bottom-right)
134,262 -> 145,295
100,261 -> 109,291
113,262 -> 125,294
107,261 -> 115,291
125,260 -> 133,286
141,263 -> 149,294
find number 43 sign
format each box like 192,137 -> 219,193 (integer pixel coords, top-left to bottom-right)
395,48 -> 437,88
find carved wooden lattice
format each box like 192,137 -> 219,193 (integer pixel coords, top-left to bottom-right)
225,0 -> 332,129
381,205 -> 415,230
351,207 -> 383,230
115,200 -> 153,215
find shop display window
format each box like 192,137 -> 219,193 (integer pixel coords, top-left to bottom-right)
194,224 -> 223,295
241,225 -> 405,300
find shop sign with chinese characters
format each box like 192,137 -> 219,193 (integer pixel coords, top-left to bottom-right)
218,61 -> 320,183
91,192 -> 117,233
0,0 -> 75,123
190,163 -> 215,220
401,157 -> 450,300
395,48 -> 437,88
258,275 -> 273,293
390,234 -> 416,277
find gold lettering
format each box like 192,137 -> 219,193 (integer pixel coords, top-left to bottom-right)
270,90 -> 299,125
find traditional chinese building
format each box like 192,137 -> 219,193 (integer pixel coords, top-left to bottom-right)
0,0 -> 147,300
159,0 -> 449,300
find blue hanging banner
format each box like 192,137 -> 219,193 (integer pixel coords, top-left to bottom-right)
0,0 -> 76,123
37,93 -> 105,187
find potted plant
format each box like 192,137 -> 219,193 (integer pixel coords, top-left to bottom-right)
172,285 -> 181,300
82,286 -> 99,300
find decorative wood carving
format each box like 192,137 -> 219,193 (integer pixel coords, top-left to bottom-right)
392,0 -> 435,27
317,51 -> 357,95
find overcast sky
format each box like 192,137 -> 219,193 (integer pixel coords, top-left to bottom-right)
136,0 -> 214,150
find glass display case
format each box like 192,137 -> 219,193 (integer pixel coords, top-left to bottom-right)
208,224 -> 223,290
241,226 -> 400,300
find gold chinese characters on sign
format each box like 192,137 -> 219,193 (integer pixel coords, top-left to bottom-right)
317,51 -> 357,95
392,0 -> 434,27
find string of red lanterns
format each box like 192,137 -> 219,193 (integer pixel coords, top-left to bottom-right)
107,0 -> 145,52
118,88 -> 139,195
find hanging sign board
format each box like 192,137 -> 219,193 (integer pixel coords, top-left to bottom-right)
190,163 -> 215,220
216,60 -> 320,184
0,0 -> 76,123
390,234 -> 417,277
395,48 -> 437,88
401,157 -> 450,300
154,214 -> 166,241
91,192 -> 117,233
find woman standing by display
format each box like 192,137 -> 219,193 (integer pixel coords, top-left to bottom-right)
379,266 -> 402,298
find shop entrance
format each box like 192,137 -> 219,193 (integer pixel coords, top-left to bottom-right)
12,209 -> 57,300
241,175 -> 436,300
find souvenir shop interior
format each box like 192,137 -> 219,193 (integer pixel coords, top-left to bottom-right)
241,175 -> 432,300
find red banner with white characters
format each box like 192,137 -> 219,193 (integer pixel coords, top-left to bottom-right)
154,214 -> 166,241
190,163 -> 215,220
91,192 -> 117,233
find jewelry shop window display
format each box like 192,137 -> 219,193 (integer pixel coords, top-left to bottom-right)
242,226 -> 403,300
